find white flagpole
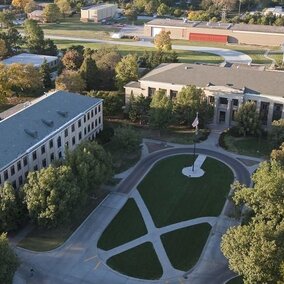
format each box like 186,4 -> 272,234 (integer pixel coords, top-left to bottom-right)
192,112 -> 199,172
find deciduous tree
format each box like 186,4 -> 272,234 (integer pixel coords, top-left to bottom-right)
62,49 -> 83,70
0,39 -> 7,60
271,119 -> 284,148
43,3 -> 61,23
157,3 -> 169,15
39,60 -> 52,88
55,0 -> 71,18
24,0 -> 37,13
12,0 -> 29,10
24,19 -> 45,53
114,126 -> 141,153
127,93 -> 151,123
154,31 -> 172,51
55,70 -> 86,93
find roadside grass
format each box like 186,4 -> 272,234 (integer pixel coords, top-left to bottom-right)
161,223 -> 211,271
223,134 -> 272,158
137,155 -> 234,227
53,40 -> 223,64
97,198 -> 147,250
226,276 -> 243,284
17,193 -> 107,251
268,51 -> 283,65
107,242 -> 163,279
172,39 -> 280,64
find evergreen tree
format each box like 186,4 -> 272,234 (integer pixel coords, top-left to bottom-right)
24,19 -> 45,53
79,55 -> 98,91
39,59 -> 52,88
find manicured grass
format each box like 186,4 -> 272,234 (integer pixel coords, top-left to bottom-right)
53,40 -> 223,64
98,198 -> 147,250
18,195 -> 106,251
107,242 -> 163,279
138,155 -> 234,227
223,134 -> 272,158
161,223 -> 211,271
226,276 -> 243,284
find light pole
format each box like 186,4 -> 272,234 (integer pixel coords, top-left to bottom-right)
192,112 -> 199,172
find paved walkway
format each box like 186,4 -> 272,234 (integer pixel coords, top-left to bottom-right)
13,125 -> 260,284
44,35 -> 252,64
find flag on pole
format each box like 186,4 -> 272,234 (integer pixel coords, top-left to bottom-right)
192,114 -> 199,128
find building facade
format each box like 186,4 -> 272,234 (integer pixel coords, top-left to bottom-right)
125,63 -> 284,128
80,4 -> 117,22
0,91 -> 103,189
144,19 -> 284,46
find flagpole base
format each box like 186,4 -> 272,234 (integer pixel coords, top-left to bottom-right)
182,166 -> 205,178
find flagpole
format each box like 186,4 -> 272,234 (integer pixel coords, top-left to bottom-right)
192,112 -> 199,172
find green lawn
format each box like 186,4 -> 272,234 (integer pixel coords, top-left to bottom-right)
107,242 -> 163,279
161,223 -> 211,271
53,40 -> 223,64
138,155 -> 234,227
268,51 -> 284,65
18,195 -> 106,251
97,198 -> 147,251
172,39 -> 280,64
223,134 -> 272,158
226,276 -> 243,284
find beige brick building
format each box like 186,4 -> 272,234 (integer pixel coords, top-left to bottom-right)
144,19 -> 284,46
80,4 -> 117,23
125,63 -> 284,128
0,91 -> 103,189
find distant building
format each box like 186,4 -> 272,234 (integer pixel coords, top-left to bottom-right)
2,53 -> 59,70
80,4 -> 117,23
264,6 -> 284,16
125,63 -> 284,128
27,10 -> 44,22
0,90 -> 103,189
144,19 -> 284,46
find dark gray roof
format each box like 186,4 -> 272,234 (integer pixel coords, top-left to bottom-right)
124,81 -> 141,88
141,63 -> 284,97
145,19 -> 284,34
0,91 -> 102,170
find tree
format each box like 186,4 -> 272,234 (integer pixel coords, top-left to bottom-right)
212,0 -> 237,11
271,119 -> 284,148
124,5 -> 138,22
0,10 -> 14,28
271,142 -> 284,166
55,0 -> 71,18
24,19 -> 45,53
115,54 -> 139,90
235,101 -> 261,136
93,47 -> 121,90
0,39 -> 7,60
0,182 -> 21,232
0,233 -> 19,284
149,90 -> 172,129
12,0 -> 29,10
173,85 -> 213,127
43,3 -> 61,23
114,126 -> 141,153
145,0 -> 157,15
24,0 -> 37,13
43,39 -> 58,56
65,141 -> 113,195
39,60 -> 52,88
127,93 -> 151,123
62,49 -> 84,71
88,91 -> 124,116
154,31 -> 172,51
55,70 -> 86,93
0,64 -> 12,103
23,165 -> 80,228
157,3 -> 170,16
79,55 -> 98,91
0,28 -> 23,55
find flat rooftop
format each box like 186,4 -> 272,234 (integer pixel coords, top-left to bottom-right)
2,53 -> 58,68
140,63 -> 284,98
145,19 -> 284,34
0,91 -> 102,170
81,4 -> 116,10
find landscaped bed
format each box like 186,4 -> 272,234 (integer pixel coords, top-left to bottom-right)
138,155 -> 233,227
107,242 -> 163,280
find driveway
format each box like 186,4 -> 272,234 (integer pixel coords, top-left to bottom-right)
13,141 -> 252,284
45,34 -> 252,64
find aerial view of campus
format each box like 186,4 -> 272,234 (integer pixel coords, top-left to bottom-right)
0,0 -> 283,283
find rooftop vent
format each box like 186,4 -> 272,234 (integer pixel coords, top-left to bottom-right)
57,110 -> 68,117
41,119 -> 54,127
24,129 -> 38,138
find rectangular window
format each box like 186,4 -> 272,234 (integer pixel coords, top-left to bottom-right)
88,125 -> 90,133
87,113 -> 90,120
25,171 -> 28,178
23,157 -> 28,167
219,97 -> 228,105
49,139 -> 53,149
78,119 -> 81,128
170,90 -> 177,99
91,110 -> 94,117
10,165 -> 15,176
41,145 -> 45,154
72,124 -> 75,132
19,176 -> 23,186
91,122 -> 94,130
232,99 -> 239,107
65,141 -> 69,148
12,181 -> 16,189
59,152 -> 62,159
72,137 -> 76,145
17,161 -> 21,171
95,107 -> 97,115
65,129 -> 68,137
32,151 -> 37,161
34,165 -> 38,171
95,119 -> 97,127
148,87 -> 156,97
79,132 -> 82,140
84,127 -> 86,135
50,153 -> 54,161
42,159 -> 47,167
98,105 -> 101,112
84,115 -> 86,123
99,117 -> 101,124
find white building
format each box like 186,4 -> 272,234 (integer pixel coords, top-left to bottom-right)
264,6 -> 284,16
80,4 -> 117,23
125,63 -> 284,128
0,90 -> 103,189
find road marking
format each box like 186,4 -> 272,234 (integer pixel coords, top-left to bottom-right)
85,255 -> 97,262
94,261 -> 101,270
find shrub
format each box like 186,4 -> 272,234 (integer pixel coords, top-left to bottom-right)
96,127 -> 114,144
